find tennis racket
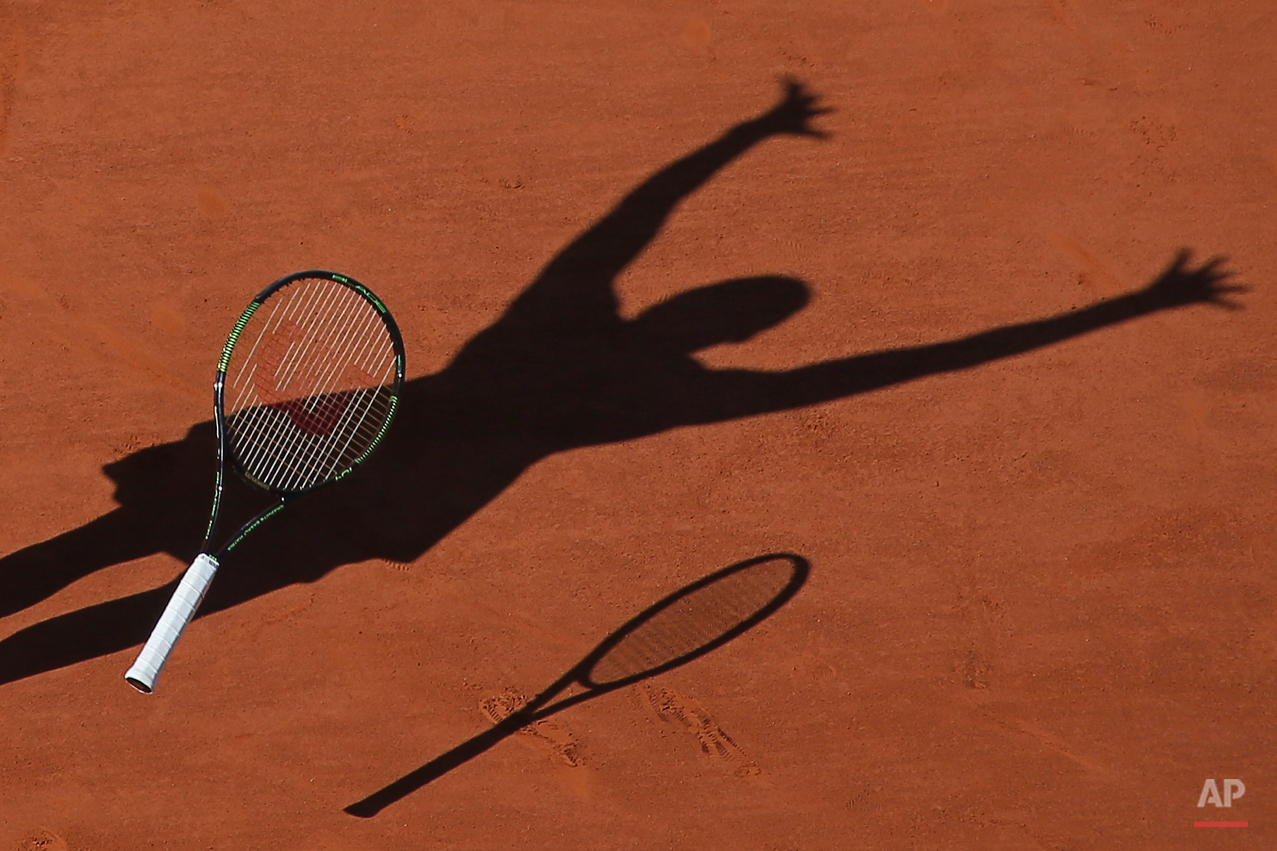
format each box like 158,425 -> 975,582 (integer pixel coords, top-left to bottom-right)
124,270 -> 405,694
346,552 -> 808,817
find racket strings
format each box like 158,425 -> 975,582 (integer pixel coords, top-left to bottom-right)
233,343 -> 395,490
222,277 -> 399,492
230,277 -> 339,403
245,303 -> 392,489
587,561 -> 796,686
232,280 -> 363,408
227,281 -> 342,471
234,332 -> 394,488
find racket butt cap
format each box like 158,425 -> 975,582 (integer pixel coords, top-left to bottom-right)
124,675 -> 154,694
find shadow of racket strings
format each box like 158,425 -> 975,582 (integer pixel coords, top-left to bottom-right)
345,552 -> 809,817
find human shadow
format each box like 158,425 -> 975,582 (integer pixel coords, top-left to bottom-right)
345,552 -> 809,817
0,80 -> 1244,686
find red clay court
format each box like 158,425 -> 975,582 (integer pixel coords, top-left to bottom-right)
1,2 -> 1273,849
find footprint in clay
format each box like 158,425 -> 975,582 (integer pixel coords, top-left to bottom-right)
480,688 -> 584,768
638,682 -> 762,778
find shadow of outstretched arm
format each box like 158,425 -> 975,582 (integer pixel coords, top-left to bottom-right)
504,80 -> 831,329
696,251 -> 1243,421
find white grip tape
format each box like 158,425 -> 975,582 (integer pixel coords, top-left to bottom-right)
124,554 -> 219,693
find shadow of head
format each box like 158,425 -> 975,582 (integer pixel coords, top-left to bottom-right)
632,276 -> 810,351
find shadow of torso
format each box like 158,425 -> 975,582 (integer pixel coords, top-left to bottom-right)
110,307 -> 774,610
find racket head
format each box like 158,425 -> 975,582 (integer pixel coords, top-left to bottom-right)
577,553 -> 808,691
216,271 -> 406,496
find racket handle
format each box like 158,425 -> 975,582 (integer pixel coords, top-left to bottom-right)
124,554 -> 220,694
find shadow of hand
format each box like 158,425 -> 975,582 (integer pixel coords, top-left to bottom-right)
1142,249 -> 1247,310
751,77 -> 833,139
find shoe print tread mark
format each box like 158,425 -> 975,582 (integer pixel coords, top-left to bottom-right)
639,682 -> 761,777
480,688 -> 583,768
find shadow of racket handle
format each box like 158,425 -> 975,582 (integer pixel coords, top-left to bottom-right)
124,554 -> 220,693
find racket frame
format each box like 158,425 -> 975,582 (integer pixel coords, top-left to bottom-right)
126,270 -> 405,693
205,270 -> 405,556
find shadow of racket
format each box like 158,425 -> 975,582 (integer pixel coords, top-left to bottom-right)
345,552 -> 809,817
